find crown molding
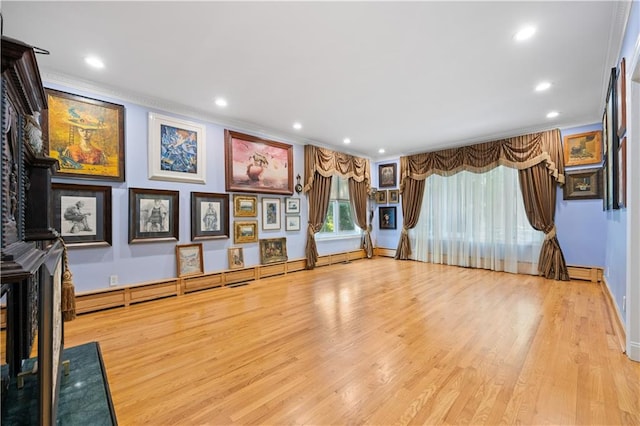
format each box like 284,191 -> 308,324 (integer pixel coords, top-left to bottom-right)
600,1 -> 632,103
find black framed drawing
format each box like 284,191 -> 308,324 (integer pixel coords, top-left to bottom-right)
191,192 -> 229,241
563,168 -> 602,200
379,206 -> 397,230
52,183 -> 112,247
378,163 -> 397,188
128,188 -> 179,243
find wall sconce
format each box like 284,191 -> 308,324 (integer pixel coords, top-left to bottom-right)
295,174 -> 303,194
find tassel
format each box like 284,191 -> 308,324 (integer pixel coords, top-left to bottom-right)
58,237 -> 77,321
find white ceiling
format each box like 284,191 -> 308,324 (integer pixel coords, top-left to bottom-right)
1,1 -> 629,159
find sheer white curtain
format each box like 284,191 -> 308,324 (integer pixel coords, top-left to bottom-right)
409,166 -> 544,275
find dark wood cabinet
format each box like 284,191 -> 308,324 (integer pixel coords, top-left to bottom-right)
1,35 -> 64,425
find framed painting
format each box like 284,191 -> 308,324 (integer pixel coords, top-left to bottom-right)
617,57 -> 626,138
605,67 -> 618,210
285,215 -> 301,231
618,137 -> 626,208
224,130 -> 293,195
388,189 -> 399,204
563,131 -> 603,167
262,197 -> 281,230
52,183 -> 112,247
233,194 -> 258,217
379,206 -> 397,230
148,112 -> 206,183
128,188 -> 179,243
285,197 -> 300,214
563,168 -> 602,200
44,88 -> 125,181
191,192 -> 229,241
234,220 -> 258,244
228,247 -> 245,270
378,163 -> 397,188
176,243 -> 204,277
259,237 -> 288,265
376,189 -> 387,204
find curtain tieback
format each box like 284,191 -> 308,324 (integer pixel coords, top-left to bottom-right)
544,224 -> 557,240
401,227 -> 409,235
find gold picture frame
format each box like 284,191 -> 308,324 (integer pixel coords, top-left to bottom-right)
233,194 -> 258,217
259,237 -> 288,265
175,243 -> 204,277
233,220 -> 258,244
563,130 -> 603,167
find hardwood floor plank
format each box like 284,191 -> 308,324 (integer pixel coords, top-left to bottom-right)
57,258 -> 640,425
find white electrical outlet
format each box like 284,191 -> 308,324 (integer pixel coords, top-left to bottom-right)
109,275 -> 118,286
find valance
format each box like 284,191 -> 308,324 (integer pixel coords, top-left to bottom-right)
400,129 -> 564,190
304,145 -> 370,192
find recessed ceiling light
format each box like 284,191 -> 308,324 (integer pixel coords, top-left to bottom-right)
343,138 -> 351,144
514,26 -> 536,42
214,98 -> 227,107
293,122 -> 302,130
546,111 -> 559,118
378,148 -> 385,154
84,56 -> 104,69
535,81 -> 552,92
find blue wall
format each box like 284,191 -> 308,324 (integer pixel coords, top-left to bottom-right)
49,83 -> 359,293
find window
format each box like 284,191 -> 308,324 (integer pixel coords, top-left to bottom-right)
411,166 -> 544,275
318,175 -> 359,238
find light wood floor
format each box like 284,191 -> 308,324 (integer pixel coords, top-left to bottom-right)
62,258 -> 640,425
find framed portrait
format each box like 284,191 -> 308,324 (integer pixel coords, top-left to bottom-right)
388,189 -> 399,204
285,215 -> 301,231
379,206 -> 397,230
233,194 -> 258,217
563,168 -> 602,200
618,137 -> 626,208
563,131 -> 603,167
224,130 -> 293,195
376,189 -> 388,204
228,247 -> 245,270
378,163 -> 397,188
234,220 -> 258,244
285,197 -> 300,214
261,197 -> 281,230
148,112 -> 206,184
52,183 -> 112,247
44,88 -> 125,181
605,67 -> 618,210
191,192 -> 229,241
128,188 -> 179,243
617,58 -> 626,138
175,243 -> 204,277
259,237 -> 288,265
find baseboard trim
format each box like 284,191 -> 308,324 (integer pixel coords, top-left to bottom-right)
567,265 -> 603,282
374,247 -> 396,257
69,249 -> 366,316
601,275 -> 627,353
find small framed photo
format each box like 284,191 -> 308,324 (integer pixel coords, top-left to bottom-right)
234,220 -> 258,244
148,112 -> 206,184
259,237 -> 288,265
563,131 -> 603,167
175,243 -> 204,277
52,183 -> 112,247
285,197 -> 300,214
563,168 -> 602,200
617,58 -> 626,138
233,194 -> 258,217
224,130 -> 293,195
379,206 -> 397,230
388,189 -> 399,204
376,190 -> 388,204
261,197 -> 281,230
191,192 -> 229,241
44,88 -> 125,182
129,188 -> 179,243
285,215 -> 301,231
618,137 -> 627,208
228,247 -> 245,270
378,163 -> 397,188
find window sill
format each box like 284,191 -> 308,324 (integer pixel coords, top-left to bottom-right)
316,233 -> 362,242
